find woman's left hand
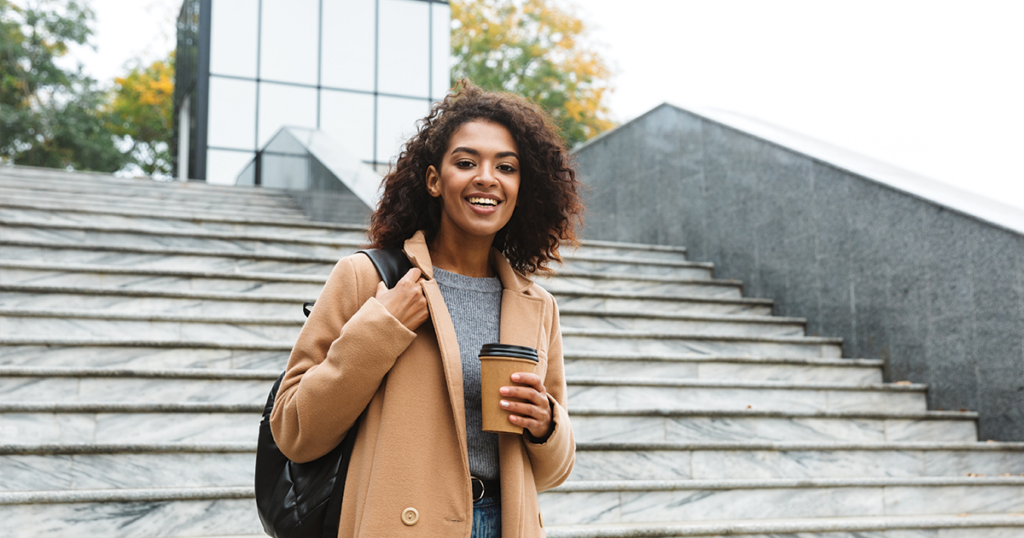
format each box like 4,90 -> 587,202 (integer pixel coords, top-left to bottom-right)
500,372 -> 553,439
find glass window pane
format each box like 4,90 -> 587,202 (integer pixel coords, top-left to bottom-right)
258,82 -> 319,147
320,89 -> 375,163
260,0 -> 319,85
321,0 -> 375,92
206,149 -> 255,185
378,0 -> 429,98
209,0 -> 258,78
431,3 -> 451,100
207,77 -> 257,150
376,96 -> 429,163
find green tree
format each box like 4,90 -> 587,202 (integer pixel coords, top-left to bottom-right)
0,0 -> 128,171
450,0 -> 615,147
107,54 -> 175,177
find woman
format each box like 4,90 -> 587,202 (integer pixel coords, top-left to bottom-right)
270,81 -> 582,538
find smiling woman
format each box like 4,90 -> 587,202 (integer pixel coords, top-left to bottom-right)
270,80 -> 583,538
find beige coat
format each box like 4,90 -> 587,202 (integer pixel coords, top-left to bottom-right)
270,231 -> 575,538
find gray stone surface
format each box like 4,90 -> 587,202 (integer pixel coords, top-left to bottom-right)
575,104 -> 1024,441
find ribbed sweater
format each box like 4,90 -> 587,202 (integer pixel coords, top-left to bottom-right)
432,266 -> 502,480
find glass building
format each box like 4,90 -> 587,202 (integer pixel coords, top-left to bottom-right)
174,0 -> 451,183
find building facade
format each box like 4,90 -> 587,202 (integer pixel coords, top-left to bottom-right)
174,0 -> 450,182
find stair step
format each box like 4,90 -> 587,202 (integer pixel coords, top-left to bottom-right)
554,289 -> 774,316
559,256 -> 713,279
0,177 -> 301,209
0,204 -> 364,240
569,441 -> 1024,480
570,408 -> 977,443
563,328 -> 843,358
540,272 -> 742,298
538,476 -> 1024,525
564,353 -> 883,384
567,239 -> 688,262
566,378 -> 926,413
543,514 -> 1024,538
0,486 -> 260,538
0,342 -> 288,370
560,310 -> 805,337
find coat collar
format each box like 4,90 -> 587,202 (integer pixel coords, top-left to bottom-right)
402,230 -> 534,293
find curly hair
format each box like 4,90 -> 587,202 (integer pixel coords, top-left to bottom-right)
367,80 -> 584,275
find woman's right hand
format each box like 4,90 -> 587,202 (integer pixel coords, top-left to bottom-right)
375,268 -> 429,332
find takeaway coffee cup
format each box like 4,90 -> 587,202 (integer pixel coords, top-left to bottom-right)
478,343 -> 539,434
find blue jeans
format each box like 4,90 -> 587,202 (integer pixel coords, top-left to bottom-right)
472,496 -> 501,538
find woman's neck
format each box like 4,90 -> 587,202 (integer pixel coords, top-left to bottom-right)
429,228 -> 495,278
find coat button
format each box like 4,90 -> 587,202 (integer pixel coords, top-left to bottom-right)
401,507 -> 419,526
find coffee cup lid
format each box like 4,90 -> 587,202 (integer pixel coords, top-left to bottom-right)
478,343 -> 539,362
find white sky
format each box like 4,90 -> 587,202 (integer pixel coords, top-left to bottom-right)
68,0 -> 1024,210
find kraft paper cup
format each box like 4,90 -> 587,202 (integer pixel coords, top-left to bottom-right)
479,343 -> 539,434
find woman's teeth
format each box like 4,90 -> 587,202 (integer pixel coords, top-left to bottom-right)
468,197 -> 498,206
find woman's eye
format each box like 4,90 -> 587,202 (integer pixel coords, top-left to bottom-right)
455,160 -> 474,168
497,164 -> 518,173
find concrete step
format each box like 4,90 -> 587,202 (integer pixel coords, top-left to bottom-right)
562,328 -> 843,359
539,272 -> 742,299
538,476 -> 1024,526
559,256 -> 713,279
0,486 -> 260,538
566,378 -> 927,413
559,310 -> 805,337
569,441 -> 1024,481
554,289 -> 774,316
565,239 -> 688,262
571,408 -> 977,443
543,514 -> 1024,538
563,353 -> 883,384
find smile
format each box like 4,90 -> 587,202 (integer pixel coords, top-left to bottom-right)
467,197 -> 500,207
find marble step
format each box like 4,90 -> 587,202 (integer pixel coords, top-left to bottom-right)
0,310 -> 305,342
0,307 -> 806,342
538,476 -> 1024,526
0,367 -> 277,404
0,178 -> 302,210
0,444 -> 255,492
539,272 -> 743,299
564,239 -> 688,262
569,441 -> 1024,481
562,328 -> 843,358
0,219 -> 367,258
543,514 -> 1024,538
564,353 -> 883,384
0,240 -> 341,275
554,289 -> 774,316
4,440 -> 1021,493
571,408 -> 977,443
0,262 -> 328,297
559,310 -> 805,337
557,256 -> 713,279
0,204 -> 366,241
0,486 -> 260,538
1,166 -> 285,199
0,403 -> 261,444
0,342 -> 289,370
566,378 -> 927,413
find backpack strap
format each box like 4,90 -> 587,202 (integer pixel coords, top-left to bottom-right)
303,248 -> 413,318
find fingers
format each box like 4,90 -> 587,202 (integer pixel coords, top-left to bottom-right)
399,267 -> 422,285
500,373 -> 551,437
375,280 -> 387,299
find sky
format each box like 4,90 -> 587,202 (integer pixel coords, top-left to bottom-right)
67,0 -> 1024,211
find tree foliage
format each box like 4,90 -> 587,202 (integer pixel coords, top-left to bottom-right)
450,0 -> 615,148
108,55 -> 175,176
0,0 -> 128,171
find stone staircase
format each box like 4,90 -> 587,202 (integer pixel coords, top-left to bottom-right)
0,165 -> 1022,537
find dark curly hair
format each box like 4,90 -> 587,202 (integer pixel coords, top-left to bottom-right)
367,80 -> 584,275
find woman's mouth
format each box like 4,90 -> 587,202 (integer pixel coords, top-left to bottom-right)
467,197 -> 499,207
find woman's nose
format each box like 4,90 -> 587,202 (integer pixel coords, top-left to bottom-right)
475,167 -> 498,185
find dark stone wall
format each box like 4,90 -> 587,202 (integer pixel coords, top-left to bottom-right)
575,104 -> 1024,441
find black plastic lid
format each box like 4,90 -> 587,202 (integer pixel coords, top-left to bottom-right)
478,343 -> 539,362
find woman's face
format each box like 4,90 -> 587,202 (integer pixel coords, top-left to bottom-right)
425,120 -> 521,245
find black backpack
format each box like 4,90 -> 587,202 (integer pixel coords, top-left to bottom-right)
255,248 -> 413,538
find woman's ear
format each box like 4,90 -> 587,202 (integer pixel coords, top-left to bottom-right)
425,165 -> 442,198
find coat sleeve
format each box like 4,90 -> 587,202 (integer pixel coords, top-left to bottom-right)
269,254 -> 417,463
523,296 -> 575,491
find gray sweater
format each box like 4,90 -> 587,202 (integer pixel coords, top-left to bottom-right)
432,266 -> 502,480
